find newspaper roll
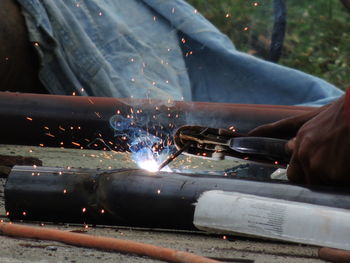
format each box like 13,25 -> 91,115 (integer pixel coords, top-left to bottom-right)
194,190 -> 350,250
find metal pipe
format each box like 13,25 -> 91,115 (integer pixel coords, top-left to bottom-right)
5,166 -> 350,229
0,92 -> 313,149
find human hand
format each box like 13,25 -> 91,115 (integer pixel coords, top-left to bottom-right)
249,104 -> 330,140
250,96 -> 350,186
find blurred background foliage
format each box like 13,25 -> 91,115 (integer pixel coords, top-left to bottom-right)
187,0 -> 350,90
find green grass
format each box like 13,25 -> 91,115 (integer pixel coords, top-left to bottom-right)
187,0 -> 350,90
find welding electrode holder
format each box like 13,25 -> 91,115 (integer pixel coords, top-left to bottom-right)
5,166 -> 350,229
173,125 -> 290,168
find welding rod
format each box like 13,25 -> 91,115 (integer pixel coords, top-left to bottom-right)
158,142 -> 191,171
158,127 -> 208,170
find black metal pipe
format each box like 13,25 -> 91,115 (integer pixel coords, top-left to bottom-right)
0,92 -> 312,150
5,166 -> 350,229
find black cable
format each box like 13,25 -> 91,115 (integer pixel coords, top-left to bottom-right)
269,0 -> 287,63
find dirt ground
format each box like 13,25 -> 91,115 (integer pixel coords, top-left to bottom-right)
0,144 -> 326,263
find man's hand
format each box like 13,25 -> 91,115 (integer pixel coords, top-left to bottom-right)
249,96 -> 350,186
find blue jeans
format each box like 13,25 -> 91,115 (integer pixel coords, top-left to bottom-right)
17,0 -> 343,106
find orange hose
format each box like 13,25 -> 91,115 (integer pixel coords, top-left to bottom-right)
319,247 -> 350,263
0,222 -> 220,263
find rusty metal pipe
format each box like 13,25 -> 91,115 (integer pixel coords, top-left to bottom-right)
0,92 -> 313,149
5,166 -> 350,229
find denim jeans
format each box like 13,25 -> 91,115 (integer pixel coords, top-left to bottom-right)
17,0 -> 343,106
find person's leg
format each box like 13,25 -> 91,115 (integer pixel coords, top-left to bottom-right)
0,0 -> 46,93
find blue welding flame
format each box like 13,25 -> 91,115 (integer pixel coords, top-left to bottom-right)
109,114 -> 174,171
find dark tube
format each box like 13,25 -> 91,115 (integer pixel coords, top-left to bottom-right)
5,166 -> 350,229
270,0 -> 287,62
0,92 -> 312,149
